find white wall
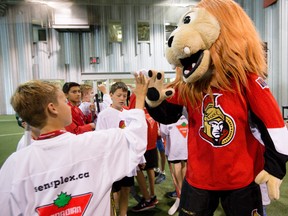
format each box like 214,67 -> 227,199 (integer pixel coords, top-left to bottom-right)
0,0 -> 287,115
235,0 -> 288,114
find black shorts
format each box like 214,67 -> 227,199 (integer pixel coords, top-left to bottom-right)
168,159 -> 187,164
141,147 -> 158,170
179,179 -> 263,216
112,176 -> 134,192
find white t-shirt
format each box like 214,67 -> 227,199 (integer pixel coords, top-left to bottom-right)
96,106 -> 141,176
160,115 -> 188,161
96,106 -> 126,130
78,101 -> 91,116
0,109 -> 147,216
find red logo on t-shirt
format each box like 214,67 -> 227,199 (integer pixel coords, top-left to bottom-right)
35,192 -> 93,216
119,120 -> 126,129
176,122 -> 188,138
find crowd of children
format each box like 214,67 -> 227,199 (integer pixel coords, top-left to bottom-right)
1,74 -> 282,216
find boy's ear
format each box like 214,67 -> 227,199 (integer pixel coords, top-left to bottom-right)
47,102 -> 58,115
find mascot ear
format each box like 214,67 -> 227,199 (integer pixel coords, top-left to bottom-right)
145,70 -> 175,108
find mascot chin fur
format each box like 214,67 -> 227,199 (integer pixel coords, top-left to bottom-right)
145,0 -> 288,215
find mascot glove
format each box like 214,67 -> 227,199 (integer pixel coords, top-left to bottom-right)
255,170 -> 282,200
145,70 -> 175,108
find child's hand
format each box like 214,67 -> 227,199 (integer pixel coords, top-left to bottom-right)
138,163 -> 146,170
98,84 -> 108,94
133,72 -> 150,109
89,103 -> 96,112
90,123 -> 96,130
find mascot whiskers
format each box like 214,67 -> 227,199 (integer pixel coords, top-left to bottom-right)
145,0 -> 288,215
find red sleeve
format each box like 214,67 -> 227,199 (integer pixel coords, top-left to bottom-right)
65,105 -> 93,134
246,74 -> 288,179
65,121 -> 92,135
145,109 -> 158,150
167,87 -> 185,106
84,112 -> 95,124
246,74 -> 284,128
128,93 -> 136,109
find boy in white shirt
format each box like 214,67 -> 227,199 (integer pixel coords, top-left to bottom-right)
96,81 -> 134,216
160,115 -> 188,199
0,73 -> 149,216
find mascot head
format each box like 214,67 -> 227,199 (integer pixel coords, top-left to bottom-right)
166,0 -> 267,105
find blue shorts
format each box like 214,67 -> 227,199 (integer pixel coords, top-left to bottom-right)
156,138 -> 165,152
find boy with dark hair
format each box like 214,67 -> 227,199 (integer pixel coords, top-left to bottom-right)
63,82 -> 95,134
0,73 -> 149,215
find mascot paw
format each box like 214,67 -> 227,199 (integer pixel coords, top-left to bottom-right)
255,170 -> 282,200
145,70 -> 175,107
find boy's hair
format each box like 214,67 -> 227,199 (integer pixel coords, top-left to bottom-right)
10,80 -> 59,129
80,84 -> 93,97
110,82 -> 128,94
62,82 -> 80,94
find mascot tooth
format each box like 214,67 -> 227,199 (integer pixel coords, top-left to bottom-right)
146,0 -> 288,215
184,47 -> 191,54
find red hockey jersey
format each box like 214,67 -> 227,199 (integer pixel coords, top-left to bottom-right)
168,73 -> 287,190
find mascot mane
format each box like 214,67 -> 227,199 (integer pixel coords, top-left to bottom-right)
169,0 -> 267,106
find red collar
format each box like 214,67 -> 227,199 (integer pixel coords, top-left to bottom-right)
37,130 -> 66,140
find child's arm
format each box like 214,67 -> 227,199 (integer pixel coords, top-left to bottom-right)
133,72 -> 149,110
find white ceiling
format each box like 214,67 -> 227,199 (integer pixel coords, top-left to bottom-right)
3,0 -> 199,6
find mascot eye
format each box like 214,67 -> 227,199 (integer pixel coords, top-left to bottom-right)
183,16 -> 191,24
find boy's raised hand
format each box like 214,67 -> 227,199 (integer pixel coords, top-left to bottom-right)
133,72 -> 150,109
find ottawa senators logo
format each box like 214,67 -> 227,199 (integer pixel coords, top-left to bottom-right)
199,94 -> 235,147
119,120 -> 126,129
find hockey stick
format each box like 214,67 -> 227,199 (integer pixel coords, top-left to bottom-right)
110,192 -> 117,216
95,93 -> 101,113
126,90 -> 131,106
167,161 -> 181,215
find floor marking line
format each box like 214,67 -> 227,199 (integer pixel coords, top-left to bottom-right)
0,133 -> 23,137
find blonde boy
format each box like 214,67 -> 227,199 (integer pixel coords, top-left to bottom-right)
0,73 -> 148,216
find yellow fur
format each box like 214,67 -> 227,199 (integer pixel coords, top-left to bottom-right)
166,0 -> 267,107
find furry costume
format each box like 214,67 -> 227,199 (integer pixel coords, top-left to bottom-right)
145,0 -> 288,215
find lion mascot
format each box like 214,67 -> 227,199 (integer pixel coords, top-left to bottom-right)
145,0 -> 288,215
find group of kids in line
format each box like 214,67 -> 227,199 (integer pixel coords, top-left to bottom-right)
0,73 -> 189,216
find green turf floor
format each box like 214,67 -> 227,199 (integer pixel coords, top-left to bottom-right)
0,115 -> 287,215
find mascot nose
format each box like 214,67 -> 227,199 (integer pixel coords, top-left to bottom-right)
168,36 -> 174,47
